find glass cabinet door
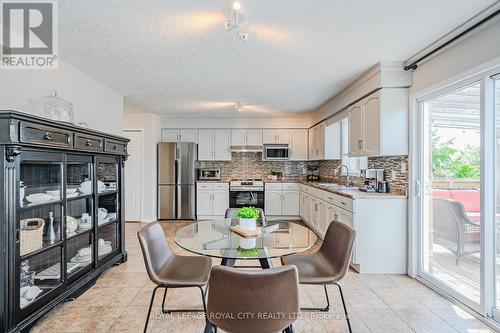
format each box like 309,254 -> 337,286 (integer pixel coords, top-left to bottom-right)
96,156 -> 120,261
66,156 -> 94,279
19,152 -> 64,310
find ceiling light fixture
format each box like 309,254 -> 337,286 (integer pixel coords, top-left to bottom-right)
235,102 -> 244,112
224,1 -> 248,41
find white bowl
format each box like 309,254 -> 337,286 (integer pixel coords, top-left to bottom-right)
98,208 -> 108,220
26,193 -> 52,203
78,180 -> 106,194
45,190 -> 60,196
67,188 -> 77,194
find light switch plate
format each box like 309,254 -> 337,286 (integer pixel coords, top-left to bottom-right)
401,162 -> 407,173
391,170 -> 397,179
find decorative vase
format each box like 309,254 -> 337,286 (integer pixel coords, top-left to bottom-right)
239,237 -> 257,250
239,218 -> 256,231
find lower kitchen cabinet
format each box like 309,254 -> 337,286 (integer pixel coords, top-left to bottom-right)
299,183 -> 406,274
264,183 -> 299,217
196,183 -> 229,218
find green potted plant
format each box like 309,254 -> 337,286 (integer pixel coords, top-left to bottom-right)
236,206 -> 260,231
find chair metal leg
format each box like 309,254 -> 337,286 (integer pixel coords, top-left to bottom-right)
336,283 -> 352,333
161,286 -> 206,313
144,286 -> 161,333
300,285 -> 330,312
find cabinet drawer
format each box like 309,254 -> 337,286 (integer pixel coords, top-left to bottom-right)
213,183 -> 229,190
197,183 -> 214,190
282,183 -> 298,190
104,139 -> 127,154
335,196 -> 353,212
74,133 -> 104,152
324,193 -> 337,205
19,122 -> 72,148
265,183 -> 282,190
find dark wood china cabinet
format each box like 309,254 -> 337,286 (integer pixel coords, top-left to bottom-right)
0,111 -> 129,333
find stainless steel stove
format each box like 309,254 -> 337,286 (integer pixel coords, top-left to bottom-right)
229,179 -> 264,191
229,179 -> 265,209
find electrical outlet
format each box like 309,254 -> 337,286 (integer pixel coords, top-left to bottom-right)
401,162 -> 407,173
391,170 -> 397,179
334,168 -> 338,176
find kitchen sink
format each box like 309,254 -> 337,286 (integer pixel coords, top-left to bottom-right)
317,183 -> 357,190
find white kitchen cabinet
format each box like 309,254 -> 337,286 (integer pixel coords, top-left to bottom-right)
265,183 -> 299,217
198,130 -> 215,161
264,190 -> 282,216
198,130 -> 231,161
231,129 -> 263,147
262,129 -> 290,144
162,130 -> 180,142
161,129 -> 198,143
231,130 -> 246,146
299,183 -> 406,273
282,190 -> 299,215
289,129 -> 308,160
309,119 -> 344,161
348,88 -> 408,157
246,129 -> 263,146
196,183 -> 229,218
324,121 -> 341,159
214,130 -> 231,160
196,188 -> 213,216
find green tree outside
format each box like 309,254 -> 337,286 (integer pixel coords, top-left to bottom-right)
432,131 -> 480,179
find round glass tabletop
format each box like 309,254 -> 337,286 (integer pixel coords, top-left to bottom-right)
174,218 -> 317,260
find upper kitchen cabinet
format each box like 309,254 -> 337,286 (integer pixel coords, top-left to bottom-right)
198,129 -> 231,161
262,129 -> 289,144
231,129 -> 263,147
289,129 -> 308,160
348,88 -> 408,157
308,122 -> 326,160
161,129 -> 198,143
324,121 -> 341,159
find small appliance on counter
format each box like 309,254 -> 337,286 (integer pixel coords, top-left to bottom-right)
360,169 -> 385,192
307,164 -> 320,181
198,168 -> 221,181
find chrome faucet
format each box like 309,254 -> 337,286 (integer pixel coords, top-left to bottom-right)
337,164 -> 352,186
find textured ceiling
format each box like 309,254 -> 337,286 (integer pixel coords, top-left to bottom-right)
59,0 -> 496,118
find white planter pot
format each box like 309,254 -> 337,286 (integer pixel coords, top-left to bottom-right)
239,237 -> 257,250
239,218 -> 257,231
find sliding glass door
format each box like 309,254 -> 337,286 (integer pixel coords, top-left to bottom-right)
419,82 -> 482,310
414,71 -> 500,321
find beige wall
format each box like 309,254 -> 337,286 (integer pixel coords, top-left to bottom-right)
410,18 -> 500,94
123,111 -> 161,222
0,61 -> 124,135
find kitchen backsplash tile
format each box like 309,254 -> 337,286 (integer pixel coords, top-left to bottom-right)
196,152 -> 309,180
318,155 -> 409,194
197,152 -> 408,194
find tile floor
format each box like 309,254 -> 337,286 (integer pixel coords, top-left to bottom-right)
30,221 -> 497,333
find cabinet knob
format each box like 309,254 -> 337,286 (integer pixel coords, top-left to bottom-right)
44,132 -> 53,140
113,144 -> 119,150
86,140 -> 93,146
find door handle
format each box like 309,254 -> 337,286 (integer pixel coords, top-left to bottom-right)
44,132 -> 53,140
415,179 -> 421,197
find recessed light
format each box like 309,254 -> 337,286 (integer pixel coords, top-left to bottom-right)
233,2 -> 241,11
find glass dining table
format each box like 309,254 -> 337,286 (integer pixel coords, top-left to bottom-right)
174,218 -> 318,269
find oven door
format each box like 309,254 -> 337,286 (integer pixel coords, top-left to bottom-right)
229,190 -> 264,209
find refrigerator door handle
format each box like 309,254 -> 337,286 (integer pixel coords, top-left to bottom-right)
177,185 -> 182,219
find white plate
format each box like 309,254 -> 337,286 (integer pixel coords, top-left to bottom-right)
26,193 -> 52,203
67,192 -> 79,198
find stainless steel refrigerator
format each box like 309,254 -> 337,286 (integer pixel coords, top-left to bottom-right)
157,142 -> 197,220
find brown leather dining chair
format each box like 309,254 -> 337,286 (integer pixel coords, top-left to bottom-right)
281,220 -> 355,333
137,222 -> 212,333
205,265 -> 299,333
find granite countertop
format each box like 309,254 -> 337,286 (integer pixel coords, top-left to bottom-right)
196,180 -> 230,183
299,181 -> 407,200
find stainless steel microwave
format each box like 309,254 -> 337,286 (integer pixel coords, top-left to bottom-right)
263,145 -> 289,160
198,168 -> 221,180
